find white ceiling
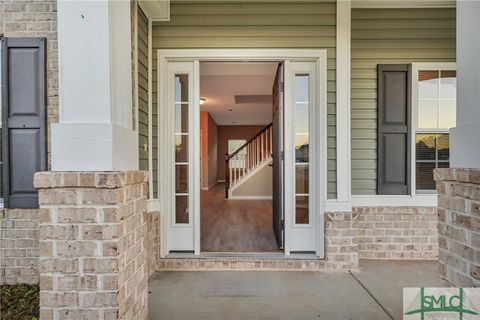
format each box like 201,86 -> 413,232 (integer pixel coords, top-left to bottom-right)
200,62 -> 278,125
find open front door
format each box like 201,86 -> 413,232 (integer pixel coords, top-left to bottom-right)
272,63 -> 284,249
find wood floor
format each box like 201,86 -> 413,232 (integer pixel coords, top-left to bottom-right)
201,183 -> 279,252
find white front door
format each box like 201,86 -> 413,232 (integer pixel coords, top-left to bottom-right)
159,50 -> 326,257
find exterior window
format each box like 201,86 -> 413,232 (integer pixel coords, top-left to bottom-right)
415,69 -> 456,192
294,74 -> 310,224
228,139 -> 246,168
174,74 -> 189,224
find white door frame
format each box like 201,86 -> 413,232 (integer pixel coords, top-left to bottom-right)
158,49 -> 327,257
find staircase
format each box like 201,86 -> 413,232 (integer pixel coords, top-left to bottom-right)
225,123 -> 273,198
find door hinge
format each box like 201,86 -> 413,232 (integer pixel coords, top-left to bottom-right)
280,151 -> 284,160
281,220 -> 285,230
280,82 -> 284,92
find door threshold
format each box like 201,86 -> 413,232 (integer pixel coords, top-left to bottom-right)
166,251 -> 319,260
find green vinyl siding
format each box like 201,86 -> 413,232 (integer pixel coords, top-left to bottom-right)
138,8 -> 149,172
152,1 -> 337,199
351,8 -> 456,195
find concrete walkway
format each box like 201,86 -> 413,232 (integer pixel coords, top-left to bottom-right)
148,260 -> 450,320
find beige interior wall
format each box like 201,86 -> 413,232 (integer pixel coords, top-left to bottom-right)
201,112 -> 219,189
231,164 -> 272,197
217,125 -> 265,180
207,114 -> 218,188
200,112 -> 209,189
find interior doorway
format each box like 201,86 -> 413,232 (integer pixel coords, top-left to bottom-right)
199,62 -> 281,252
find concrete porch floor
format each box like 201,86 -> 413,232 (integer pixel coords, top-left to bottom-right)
148,260 -> 450,320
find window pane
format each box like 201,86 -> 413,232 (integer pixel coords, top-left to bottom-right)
175,104 -> 188,133
437,134 -> 450,161
295,135 -> 309,163
295,75 -> 309,102
418,100 -> 438,129
175,75 -> 188,103
416,134 -> 436,161
175,165 -> 188,193
440,71 -> 456,100
295,196 -> 309,224
295,103 -> 309,134
175,135 -> 188,163
416,162 -> 436,190
438,162 -> 449,168
175,195 -> 189,224
418,71 -> 439,100
438,100 -> 456,129
295,165 -> 309,194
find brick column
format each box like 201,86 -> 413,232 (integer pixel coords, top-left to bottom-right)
34,171 -> 148,319
435,168 -> 480,287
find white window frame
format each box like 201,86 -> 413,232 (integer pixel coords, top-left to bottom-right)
411,62 -> 456,195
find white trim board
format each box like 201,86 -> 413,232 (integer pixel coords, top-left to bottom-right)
335,0 -> 351,203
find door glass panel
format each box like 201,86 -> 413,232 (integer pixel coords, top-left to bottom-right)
294,74 -> 310,224
295,165 -> 309,194
175,104 -> 188,133
295,196 -> 309,224
174,74 -> 189,224
175,195 -> 189,224
175,75 -> 189,103
175,165 -> 188,193
295,135 -> 309,163
175,135 -> 188,162
294,103 -> 309,134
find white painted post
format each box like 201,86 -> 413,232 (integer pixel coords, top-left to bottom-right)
52,0 -> 138,171
335,0 -> 352,205
450,1 -> 480,169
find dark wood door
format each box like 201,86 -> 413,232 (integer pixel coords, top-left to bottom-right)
272,63 -> 284,249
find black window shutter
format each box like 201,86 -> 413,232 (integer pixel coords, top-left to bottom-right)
377,64 -> 411,195
1,37 -> 47,208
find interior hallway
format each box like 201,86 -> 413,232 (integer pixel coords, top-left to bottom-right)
201,183 -> 279,252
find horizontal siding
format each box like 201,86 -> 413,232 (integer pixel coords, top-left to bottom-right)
138,9 -> 149,172
351,8 -> 456,195
153,1 -> 337,199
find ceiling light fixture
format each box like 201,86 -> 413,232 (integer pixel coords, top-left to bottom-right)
199,98 -> 206,105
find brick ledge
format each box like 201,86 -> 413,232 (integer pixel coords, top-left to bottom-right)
34,171 -> 148,189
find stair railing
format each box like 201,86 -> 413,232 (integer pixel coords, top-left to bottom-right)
225,123 -> 273,198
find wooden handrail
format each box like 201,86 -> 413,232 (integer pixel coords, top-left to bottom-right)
225,122 -> 273,199
226,123 -> 273,160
